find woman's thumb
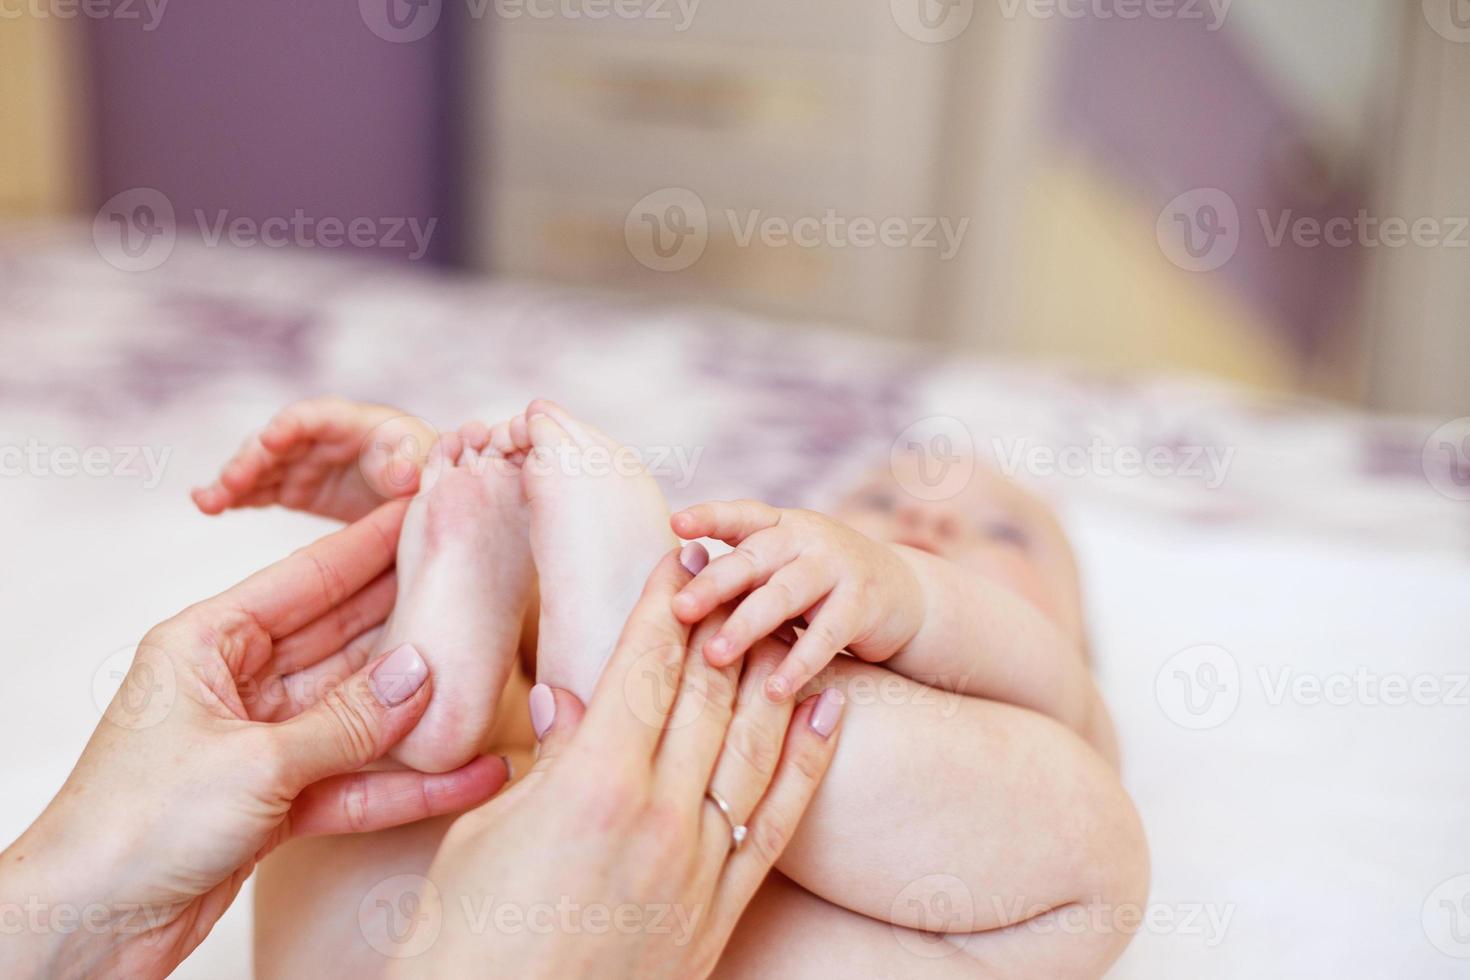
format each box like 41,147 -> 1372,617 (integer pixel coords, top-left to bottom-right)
526,683 -> 585,774
274,644 -> 433,790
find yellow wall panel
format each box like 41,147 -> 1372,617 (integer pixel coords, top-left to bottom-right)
0,15 -> 83,217
1013,156 -> 1295,392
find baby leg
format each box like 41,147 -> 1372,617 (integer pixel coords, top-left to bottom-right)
381,428 -> 535,773
504,399 -> 677,703
710,632 -> 1149,978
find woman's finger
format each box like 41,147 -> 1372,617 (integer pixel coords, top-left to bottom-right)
670,499 -> 781,545
271,642 -> 433,789
285,754 -> 510,839
670,528 -> 798,624
522,684 -> 587,783
211,499 -> 407,640
711,688 -> 844,921
702,559 -> 831,666
580,550 -> 698,762
270,571 -> 397,675
263,625 -> 384,721
652,610 -> 741,809
692,638 -> 794,872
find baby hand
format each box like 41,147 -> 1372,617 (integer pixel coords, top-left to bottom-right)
192,396 -> 438,522
670,500 -> 924,700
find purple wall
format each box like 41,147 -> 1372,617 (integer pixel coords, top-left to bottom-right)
86,1 -> 455,264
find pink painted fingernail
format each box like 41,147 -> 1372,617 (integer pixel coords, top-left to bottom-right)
809,688 -> 846,738
679,541 -> 709,575
371,644 -> 428,707
529,683 -> 556,739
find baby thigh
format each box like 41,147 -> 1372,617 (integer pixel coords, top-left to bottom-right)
712,873 -> 980,980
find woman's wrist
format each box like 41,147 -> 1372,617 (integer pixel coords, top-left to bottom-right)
0,804 -> 151,978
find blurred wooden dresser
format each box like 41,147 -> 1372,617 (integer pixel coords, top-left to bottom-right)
466,2 -> 957,337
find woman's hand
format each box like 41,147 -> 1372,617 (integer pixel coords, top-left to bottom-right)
392,549 -> 846,979
0,502 -> 508,980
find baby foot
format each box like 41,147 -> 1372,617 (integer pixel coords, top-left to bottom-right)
192,396 -> 436,522
507,399 -> 676,702
381,424 -> 534,773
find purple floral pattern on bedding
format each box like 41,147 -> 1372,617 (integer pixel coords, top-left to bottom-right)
0,227 -> 1462,549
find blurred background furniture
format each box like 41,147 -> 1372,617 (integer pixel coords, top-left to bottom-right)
4,2 -> 1466,411
470,2 -> 952,336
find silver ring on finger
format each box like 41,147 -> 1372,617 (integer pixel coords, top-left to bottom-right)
705,787 -> 748,853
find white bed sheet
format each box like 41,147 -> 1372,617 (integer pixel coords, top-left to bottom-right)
2,231 -> 1467,978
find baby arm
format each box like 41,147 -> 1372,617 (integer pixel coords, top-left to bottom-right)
671,500 -> 1115,762
192,396 -> 444,521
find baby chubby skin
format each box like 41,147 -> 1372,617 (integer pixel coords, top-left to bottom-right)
379,428 -> 535,773
193,396 -> 437,522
